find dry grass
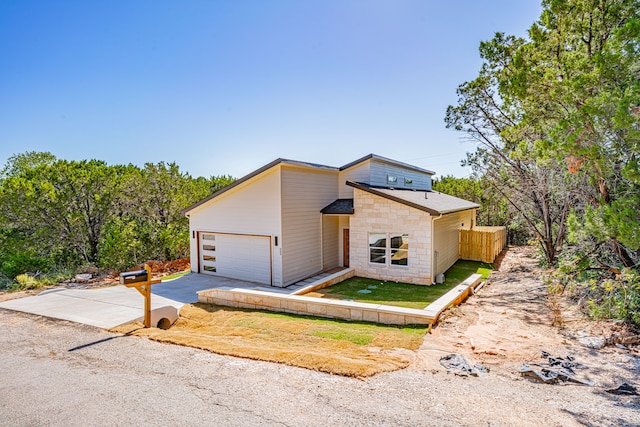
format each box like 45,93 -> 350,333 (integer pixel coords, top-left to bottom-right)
111,303 -> 427,377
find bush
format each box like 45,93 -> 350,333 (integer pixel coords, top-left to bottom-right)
13,273 -> 39,290
554,250 -> 640,327
1,252 -> 50,279
98,218 -> 143,271
0,273 -> 12,290
586,269 -> 640,326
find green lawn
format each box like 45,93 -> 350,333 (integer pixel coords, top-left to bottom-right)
161,271 -> 191,281
444,260 -> 493,282
308,260 -> 493,309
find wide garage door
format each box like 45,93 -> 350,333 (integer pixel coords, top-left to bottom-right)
199,232 -> 271,285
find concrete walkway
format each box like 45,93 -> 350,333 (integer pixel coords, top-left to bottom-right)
0,273 -> 258,329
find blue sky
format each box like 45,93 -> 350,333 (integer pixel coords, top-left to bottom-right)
0,1 -> 542,180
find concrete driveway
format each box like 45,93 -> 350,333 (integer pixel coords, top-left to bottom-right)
0,273 -> 256,329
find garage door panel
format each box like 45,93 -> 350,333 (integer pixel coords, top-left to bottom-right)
199,233 -> 271,285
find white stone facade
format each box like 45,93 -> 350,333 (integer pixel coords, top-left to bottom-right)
349,188 -> 433,285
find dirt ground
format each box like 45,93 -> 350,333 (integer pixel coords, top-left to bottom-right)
410,245 -> 640,425
417,247 -> 638,376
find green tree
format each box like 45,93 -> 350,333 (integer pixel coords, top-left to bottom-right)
433,175 -> 529,244
0,151 -> 57,179
509,0 -> 640,267
1,158 -> 122,264
446,0 -> 640,324
0,151 -> 236,276
134,162 -> 234,261
446,0 -> 640,267
445,32 -> 573,265
95,161 -> 235,267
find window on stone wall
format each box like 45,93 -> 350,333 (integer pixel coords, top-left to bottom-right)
369,233 -> 387,264
390,233 -> 409,266
369,232 -> 409,266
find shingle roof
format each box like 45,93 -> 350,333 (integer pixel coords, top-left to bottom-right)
346,181 -> 479,215
321,199 -> 354,214
183,154 -> 438,215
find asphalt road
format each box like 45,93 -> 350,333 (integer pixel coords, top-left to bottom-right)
1,309 -> 639,427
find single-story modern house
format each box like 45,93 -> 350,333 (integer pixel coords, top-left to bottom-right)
183,154 -> 479,287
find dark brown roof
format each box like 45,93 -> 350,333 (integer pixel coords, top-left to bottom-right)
321,199 -> 354,215
183,154 -> 438,215
182,158 -> 337,214
346,181 -> 479,215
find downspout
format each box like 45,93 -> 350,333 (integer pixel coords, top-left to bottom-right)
431,213 -> 443,284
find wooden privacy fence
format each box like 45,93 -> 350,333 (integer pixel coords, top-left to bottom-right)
459,226 -> 507,263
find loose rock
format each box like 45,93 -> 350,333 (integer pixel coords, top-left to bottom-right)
605,383 -> 638,396
440,353 -> 489,377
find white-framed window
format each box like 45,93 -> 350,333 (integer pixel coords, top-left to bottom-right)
387,175 -> 397,183
369,232 -> 409,266
369,233 -> 387,264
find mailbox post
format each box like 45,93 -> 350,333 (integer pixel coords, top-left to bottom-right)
119,264 -> 162,328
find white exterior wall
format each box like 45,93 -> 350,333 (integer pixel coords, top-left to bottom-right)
369,159 -> 432,190
338,162 -> 370,198
433,210 -> 474,276
350,189 -> 433,285
281,166 -> 339,285
187,167 -> 284,285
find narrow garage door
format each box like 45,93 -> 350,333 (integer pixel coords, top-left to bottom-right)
199,232 -> 272,285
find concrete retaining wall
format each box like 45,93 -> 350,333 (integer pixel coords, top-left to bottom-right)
291,268 -> 355,295
197,273 -> 483,326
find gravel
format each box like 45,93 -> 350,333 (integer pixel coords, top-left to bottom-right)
1,308 -> 638,427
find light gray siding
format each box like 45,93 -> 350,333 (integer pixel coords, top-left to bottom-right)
281,166 -> 339,285
322,216 -> 339,270
369,159 -> 432,190
433,210 -> 474,276
338,162 -> 370,198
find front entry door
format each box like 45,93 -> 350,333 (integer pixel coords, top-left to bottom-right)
343,229 -> 350,267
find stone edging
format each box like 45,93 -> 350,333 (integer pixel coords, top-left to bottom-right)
197,273 -> 483,326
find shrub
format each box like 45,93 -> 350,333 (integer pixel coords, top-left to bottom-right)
0,273 -> 12,290
1,252 -> 50,279
13,273 -> 39,290
586,269 -> 640,326
98,218 -> 143,271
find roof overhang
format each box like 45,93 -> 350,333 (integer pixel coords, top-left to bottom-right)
346,181 -> 479,216
182,158 -> 338,215
321,199 -> 354,215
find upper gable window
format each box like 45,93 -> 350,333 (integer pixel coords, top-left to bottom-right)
404,178 -> 413,185
387,175 -> 397,184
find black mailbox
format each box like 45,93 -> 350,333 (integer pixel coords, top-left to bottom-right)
119,269 -> 149,285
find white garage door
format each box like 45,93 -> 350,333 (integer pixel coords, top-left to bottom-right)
199,233 -> 271,285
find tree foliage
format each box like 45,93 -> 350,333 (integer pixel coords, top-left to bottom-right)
447,0 -> 640,323
432,175 -> 529,244
446,0 -> 639,268
0,151 -> 234,279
